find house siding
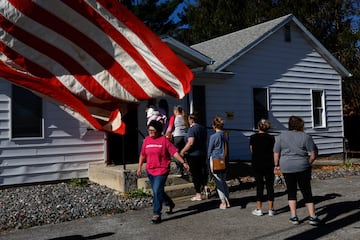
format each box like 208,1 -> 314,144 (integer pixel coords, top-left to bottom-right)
0,80 -> 105,186
201,23 -> 344,160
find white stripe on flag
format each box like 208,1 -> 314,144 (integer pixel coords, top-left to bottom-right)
0,0 -> 194,135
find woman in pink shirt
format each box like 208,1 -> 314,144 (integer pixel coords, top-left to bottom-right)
137,120 -> 189,224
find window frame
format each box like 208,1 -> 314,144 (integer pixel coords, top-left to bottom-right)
10,85 -> 44,140
311,89 -> 326,128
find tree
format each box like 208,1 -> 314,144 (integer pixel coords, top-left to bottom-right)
121,0 -> 184,35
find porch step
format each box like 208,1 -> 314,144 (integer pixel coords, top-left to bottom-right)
137,174 -> 195,198
88,162 -> 195,198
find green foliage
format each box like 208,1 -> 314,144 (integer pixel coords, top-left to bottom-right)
344,158 -> 353,168
68,178 -> 88,187
122,188 -> 152,198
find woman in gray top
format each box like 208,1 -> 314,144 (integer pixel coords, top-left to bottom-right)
273,116 -> 320,225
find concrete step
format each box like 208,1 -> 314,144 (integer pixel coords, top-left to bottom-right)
88,162 -> 195,198
137,174 -> 195,198
137,174 -> 191,190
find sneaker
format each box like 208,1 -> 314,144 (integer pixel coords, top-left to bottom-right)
252,209 -> 263,216
289,216 -> 299,225
308,216 -> 320,226
268,209 -> 277,216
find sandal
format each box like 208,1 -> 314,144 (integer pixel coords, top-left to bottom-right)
150,215 -> 162,224
190,196 -> 202,201
219,203 -> 227,210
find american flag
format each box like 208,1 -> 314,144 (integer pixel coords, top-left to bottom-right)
0,0 -> 193,134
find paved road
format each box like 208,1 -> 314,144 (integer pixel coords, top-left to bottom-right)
1,175 -> 359,240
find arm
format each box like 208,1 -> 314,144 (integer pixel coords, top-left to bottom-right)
180,137 -> 194,156
173,152 -> 190,171
165,115 -> 175,136
137,154 -> 146,177
273,152 -> 281,175
309,148 -> 318,165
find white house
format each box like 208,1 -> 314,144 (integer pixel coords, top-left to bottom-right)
0,14 -> 350,186
190,14 -> 351,160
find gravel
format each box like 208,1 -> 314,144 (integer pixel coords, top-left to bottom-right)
0,165 -> 359,232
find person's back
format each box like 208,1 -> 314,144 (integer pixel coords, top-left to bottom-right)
187,123 -> 207,156
275,131 -> 315,173
251,133 -> 275,171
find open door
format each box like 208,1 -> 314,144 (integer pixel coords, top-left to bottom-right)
107,108 -> 139,165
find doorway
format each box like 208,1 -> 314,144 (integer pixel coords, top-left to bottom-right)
107,108 -> 139,165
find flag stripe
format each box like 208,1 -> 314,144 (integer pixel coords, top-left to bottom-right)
6,0 -> 150,101
96,0 -> 193,97
0,0 -> 193,135
62,0 -> 180,98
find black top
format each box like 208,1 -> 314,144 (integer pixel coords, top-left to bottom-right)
249,133 -> 275,172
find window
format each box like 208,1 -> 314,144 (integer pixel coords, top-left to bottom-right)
253,88 -> 268,128
284,23 -> 291,42
312,90 -> 326,128
11,85 -> 43,138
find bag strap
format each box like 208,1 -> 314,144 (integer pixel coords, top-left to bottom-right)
223,132 -> 228,158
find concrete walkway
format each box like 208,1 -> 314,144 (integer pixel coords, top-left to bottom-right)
1,174 -> 359,240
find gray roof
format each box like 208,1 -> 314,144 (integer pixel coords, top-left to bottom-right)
191,14 -> 351,77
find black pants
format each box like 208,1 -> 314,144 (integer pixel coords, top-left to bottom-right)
283,168 -> 313,203
187,155 -> 208,193
173,136 -> 185,173
253,170 -> 275,202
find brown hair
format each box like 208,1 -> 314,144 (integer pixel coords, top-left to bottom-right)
188,112 -> 200,123
257,119 -> 271,132
288,116 -> 304,131
212,116 -> 224,130
174,105 -> 189,128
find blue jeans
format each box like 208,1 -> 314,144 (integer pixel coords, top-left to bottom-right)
147,173 -> 174,216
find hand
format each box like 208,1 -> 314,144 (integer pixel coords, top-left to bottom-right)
136,168 -> 142,177
274,166 -> 281,176
183,162 -> 190,171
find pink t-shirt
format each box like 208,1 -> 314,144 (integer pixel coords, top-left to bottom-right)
140,135 -> 178,176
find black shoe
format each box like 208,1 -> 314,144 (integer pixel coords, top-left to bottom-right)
150,215 -> 161,224
308,216 -> 321,226
165,204 -> 175,214
289,216 -> 299,225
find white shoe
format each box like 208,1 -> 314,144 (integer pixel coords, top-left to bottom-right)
252,209 -> 263,216
268,210 -> 276,216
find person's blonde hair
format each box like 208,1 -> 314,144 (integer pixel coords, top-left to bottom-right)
257,119 -> 271,132
174,105 -> 189,128
212,116 -> 224,130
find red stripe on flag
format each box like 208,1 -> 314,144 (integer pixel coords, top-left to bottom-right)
97,0 -> 193,96
0,41 -> 125,133
0,14 -> 116,101
62,0 -> 181,98
7,0 -> 150,100
0,0 -> 193,135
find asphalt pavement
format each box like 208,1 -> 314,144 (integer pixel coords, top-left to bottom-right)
1,174 -> 359,240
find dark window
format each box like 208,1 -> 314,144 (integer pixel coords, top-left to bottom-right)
284,23 -> 291,42
253,88 -> 268,128
192,85 -> 206,126
312,90 -> 325,127
11,85 -> 43,138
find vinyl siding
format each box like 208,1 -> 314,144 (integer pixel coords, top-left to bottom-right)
200,23 -> 344,160
0,80 -> 105,186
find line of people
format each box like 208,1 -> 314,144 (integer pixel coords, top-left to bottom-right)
138,104 -> 320,226
249,116 -> 320,225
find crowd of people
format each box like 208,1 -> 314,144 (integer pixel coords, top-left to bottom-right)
137,99 -> 320,226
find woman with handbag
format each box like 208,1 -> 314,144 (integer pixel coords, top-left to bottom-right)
208,116 -> 230,209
